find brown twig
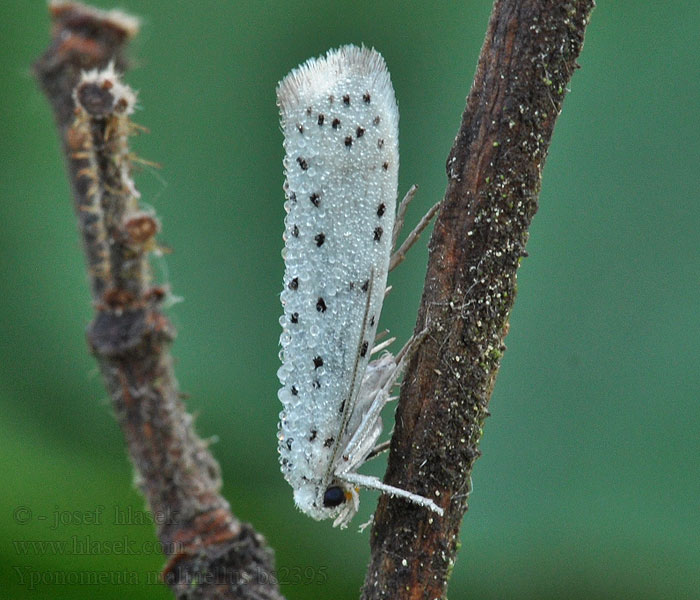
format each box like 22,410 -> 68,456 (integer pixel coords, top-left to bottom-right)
33,3 -> 282,599
362,1 -> 595,598
35,0 -> 595,597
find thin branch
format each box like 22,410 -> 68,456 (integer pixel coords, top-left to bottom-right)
33,3 -> 282,599
362,1 -> 595,598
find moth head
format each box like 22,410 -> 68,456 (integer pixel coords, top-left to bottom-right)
293,481 -> 360,527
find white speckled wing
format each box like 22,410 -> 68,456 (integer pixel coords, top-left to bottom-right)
276,45 -> 399,516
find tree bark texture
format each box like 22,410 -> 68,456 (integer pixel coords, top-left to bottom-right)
363,1 -> 595,598
34,3 -> 282,599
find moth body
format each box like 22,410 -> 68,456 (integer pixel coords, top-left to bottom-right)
276,45 -> 443,527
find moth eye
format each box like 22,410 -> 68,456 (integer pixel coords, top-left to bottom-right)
322,486 -> 346,508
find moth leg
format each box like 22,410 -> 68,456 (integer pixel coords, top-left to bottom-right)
358,513 -> 374,533
360,329 -> 428,436
338,330 -> 428,472
338,472 -> 444,516
394,326 -> 429,364
332,490 -> 358,529
370,336 -> 395,356
359,328 -> 429,460
338,487 -> 361,529
390,200 -> 441,271
373,328 -> 390,344
365,439 -> 391,461
392,184 -> 419,250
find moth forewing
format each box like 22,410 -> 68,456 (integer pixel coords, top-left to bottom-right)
322,269 -> 377,464
276,45 -> 442,527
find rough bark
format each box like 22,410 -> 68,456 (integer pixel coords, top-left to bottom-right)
362,1 -> 595,598
34,3 -> 282,599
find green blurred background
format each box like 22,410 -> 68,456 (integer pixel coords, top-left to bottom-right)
1,1 -> 698,598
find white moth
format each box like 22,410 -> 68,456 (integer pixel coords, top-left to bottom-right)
276,45 -> 443,528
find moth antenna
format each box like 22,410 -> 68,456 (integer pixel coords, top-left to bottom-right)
339,472 -> 444,516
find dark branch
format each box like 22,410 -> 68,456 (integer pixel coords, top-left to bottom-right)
33,3 -> 282,599
362,1 -> 595,598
